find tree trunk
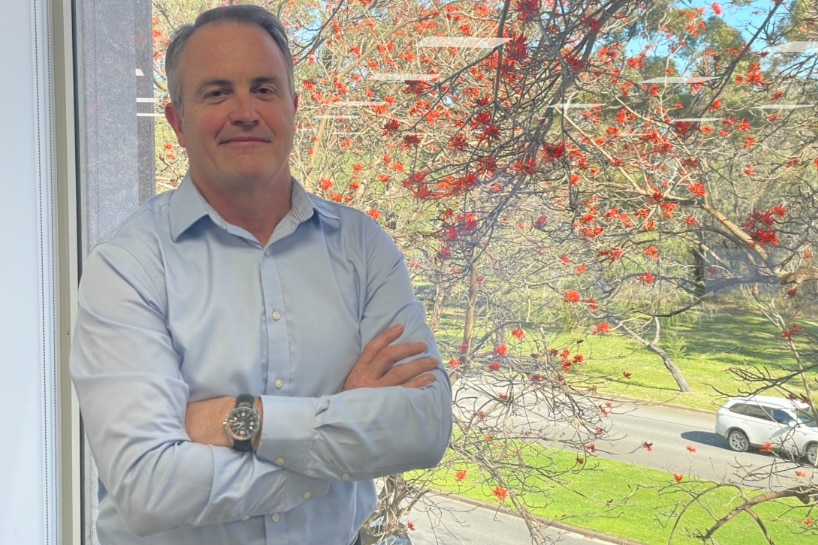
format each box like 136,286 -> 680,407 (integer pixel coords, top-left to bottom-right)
428,284 -> 445,330
461,256 -> 479,357
620,321 -> 693,393
692,232 -> 706,297
645,343 -> 692,393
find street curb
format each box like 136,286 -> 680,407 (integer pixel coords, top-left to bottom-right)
424,490 -> 647,545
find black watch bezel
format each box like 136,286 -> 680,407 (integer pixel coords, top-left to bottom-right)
224,394 -> 259,451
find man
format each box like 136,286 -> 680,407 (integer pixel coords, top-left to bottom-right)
70,5 -> 452,545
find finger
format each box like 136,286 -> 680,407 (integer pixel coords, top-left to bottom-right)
358,324 -> 405,367
379,357 -> 438,387
401,372 -> 436,389
368,341 -> 429,376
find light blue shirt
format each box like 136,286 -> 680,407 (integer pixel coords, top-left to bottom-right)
70,175 -> 452,545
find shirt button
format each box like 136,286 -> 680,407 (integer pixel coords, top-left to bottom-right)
265,248 -> 271,256
303,491 -> 312,500
342,473 -> 351,481
275,457 -> 285,466
271,513 -> 280,522
274,379 -> 284,389
241,515 -> 250,522
271,311 -> 281,321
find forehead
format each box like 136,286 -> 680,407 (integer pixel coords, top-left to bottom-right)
178,21 -> 288,86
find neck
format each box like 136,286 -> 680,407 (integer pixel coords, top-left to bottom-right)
192,174 -> 293,246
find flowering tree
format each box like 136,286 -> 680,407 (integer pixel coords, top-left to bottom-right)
150,0 -> 818,543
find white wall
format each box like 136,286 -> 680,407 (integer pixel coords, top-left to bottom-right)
0,0 -> 60,543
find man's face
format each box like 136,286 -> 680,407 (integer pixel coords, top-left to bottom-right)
165,22 -> 298,193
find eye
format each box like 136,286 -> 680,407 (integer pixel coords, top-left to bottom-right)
204,89 -> 228,100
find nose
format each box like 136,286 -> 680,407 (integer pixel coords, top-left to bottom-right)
229,93 -> 260,126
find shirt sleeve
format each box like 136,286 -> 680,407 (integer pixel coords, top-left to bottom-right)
255,220 -> 453,480
70,241 -> 330,537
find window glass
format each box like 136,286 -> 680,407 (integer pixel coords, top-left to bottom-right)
73,1 -> 818,544
745,405 -> 773,421
771,408 -> 793,423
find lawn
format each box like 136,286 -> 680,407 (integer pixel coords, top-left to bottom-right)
421,446 -> 817,545
436,299 -> 817,412
424,300 -> 818,544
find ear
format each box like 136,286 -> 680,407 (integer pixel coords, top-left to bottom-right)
164,102 -> 186,148
292,92 -> 299,113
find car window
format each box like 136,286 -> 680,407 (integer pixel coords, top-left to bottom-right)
743,405 -> 773,421
729,403 -> 749,415
796,410 -> 817,427
770,409 -> 793,424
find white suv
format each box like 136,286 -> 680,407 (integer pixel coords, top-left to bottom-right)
715,395 -> 818,465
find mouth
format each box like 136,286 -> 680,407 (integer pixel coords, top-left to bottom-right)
220,136 -> 270,145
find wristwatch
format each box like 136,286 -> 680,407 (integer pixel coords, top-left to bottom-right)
223,394 -> 260,451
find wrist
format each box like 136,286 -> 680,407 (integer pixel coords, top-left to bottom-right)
223,394 -> 261,451
252,396 -> 263,451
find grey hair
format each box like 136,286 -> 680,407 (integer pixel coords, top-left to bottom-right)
165,4 -> 295,110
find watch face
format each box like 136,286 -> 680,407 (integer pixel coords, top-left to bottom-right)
226,406 -> 260,441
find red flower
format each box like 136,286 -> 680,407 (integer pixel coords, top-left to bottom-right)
511,328 -> 525,340
455,470 -> 467,482
382,119 -> 400,136
592,323 -> 611,335
688,182 -> 706,197
447,358 -> 460,368
781,324 -> 803,340
642,441 -> 653,452
673,474 -> 684,483
686,445 -> 697,454
563,290 -> 581,303
623,371 -> 632,379
492,486 -> 508,502
488,361 -> 501,371
493,345 -> 508,357
759,442 -> 773,453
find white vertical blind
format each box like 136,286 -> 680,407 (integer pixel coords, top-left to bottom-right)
0,0 -> 60,543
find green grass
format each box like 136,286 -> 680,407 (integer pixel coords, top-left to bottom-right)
436,300 -> 817,412
572,306 -> 816,411
424,300 -> 818,543
420,447 -> 816,545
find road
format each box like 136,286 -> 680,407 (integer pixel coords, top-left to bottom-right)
588,399 -> 813,489
406,494 -> 628,545
398,397 -> 817,545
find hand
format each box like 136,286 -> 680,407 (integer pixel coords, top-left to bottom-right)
343,324 -> 439,391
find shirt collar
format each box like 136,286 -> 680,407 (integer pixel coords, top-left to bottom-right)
169,173 -> 340,241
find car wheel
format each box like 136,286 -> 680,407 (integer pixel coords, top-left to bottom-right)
806,443 -> 817,466
727,429 -> 750,452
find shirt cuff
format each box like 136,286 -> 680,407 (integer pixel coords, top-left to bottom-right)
256,395 -> 317,475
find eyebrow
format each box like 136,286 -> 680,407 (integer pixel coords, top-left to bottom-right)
195,76 -> 285,95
